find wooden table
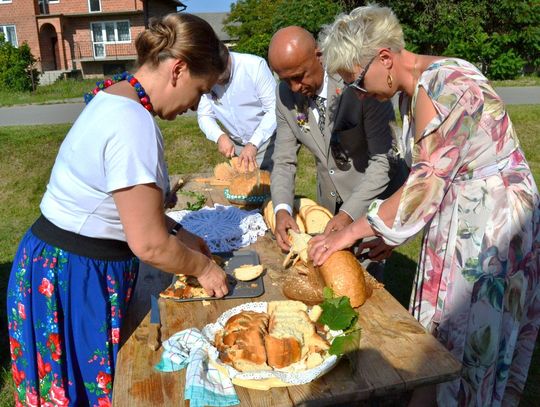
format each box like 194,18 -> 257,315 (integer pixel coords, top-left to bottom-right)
112,177 -> 461,406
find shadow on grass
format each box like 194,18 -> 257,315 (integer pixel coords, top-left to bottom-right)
383,251 -> 418,309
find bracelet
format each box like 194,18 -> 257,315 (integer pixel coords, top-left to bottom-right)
169,222 -> 183,235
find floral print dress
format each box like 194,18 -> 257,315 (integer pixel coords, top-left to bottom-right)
367,58 -> 540,406
7,231 -> 138,406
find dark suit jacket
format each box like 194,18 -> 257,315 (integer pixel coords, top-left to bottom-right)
271,74 -> 405,219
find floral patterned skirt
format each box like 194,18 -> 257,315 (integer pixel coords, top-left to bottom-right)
7,228 -> 138,406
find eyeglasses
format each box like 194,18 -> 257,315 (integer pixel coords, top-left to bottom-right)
343,56 -> 376,94
330,140 -> 351,171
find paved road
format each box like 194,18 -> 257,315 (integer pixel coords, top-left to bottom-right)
0,86 -> 538,127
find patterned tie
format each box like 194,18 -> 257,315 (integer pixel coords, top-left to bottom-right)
313,96 -> 326,133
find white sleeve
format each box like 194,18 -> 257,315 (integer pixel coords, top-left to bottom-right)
248,58 -> 277,148
104,111 -> 162,193
197,95 -> 224,143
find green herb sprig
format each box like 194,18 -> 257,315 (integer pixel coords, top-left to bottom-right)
179,190 -> 207,211
319,287 -> 362,356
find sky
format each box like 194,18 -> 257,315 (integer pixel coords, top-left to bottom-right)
182,0 -> 236,13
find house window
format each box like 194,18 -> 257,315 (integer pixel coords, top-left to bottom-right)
88,0 -> 101,12
0,0 -> 13,4
0,25 -> 17,47
90,20 -> 131,58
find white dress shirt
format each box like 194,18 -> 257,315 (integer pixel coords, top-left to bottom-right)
197,52 -> 277,148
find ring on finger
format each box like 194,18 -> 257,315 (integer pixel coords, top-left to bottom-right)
323,244 -> 329,251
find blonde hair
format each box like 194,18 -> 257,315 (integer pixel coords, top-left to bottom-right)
135,13 -> 224,77
319,4 -> 405,74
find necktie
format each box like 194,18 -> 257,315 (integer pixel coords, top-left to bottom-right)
313,96 -> 326,133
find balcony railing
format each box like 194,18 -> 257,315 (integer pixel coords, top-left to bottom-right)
73,41 -> 136,61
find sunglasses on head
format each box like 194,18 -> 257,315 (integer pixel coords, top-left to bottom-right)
343,56 -> 376,94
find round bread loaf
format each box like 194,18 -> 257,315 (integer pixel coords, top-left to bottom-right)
317,250 -> 372,308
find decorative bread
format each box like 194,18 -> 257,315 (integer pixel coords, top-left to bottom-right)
214,301 -> 330,372
214,162 -> 236,181
262,199 -> 307,234
228,170 -> 271,197
233,264 -> 264,281
317,250 -> 372,308
230,156 -> 256,173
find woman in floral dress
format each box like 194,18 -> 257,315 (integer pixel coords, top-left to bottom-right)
309,5 -> 539,406
7,14 -> 228,406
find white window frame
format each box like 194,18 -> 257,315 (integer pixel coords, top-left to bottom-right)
90,20 -> 131,58
0,0 -> 14,4
49,0 -> 60,3
0,25 -> 17,47
88,0 -> 101,13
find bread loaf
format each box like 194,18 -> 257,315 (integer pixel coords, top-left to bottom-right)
228,170 -> 271,197
282,263 -> 325,305
214,301 -> 329,372
317,250 -> 372,308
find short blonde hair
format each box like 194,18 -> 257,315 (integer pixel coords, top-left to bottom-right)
319,4 -> 405,74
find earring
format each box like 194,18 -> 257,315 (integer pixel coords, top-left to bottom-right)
387,73 -> 393,88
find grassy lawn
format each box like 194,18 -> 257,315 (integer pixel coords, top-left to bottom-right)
0,79 -> 95,107
0,106 -> 539,405
0,75 -> 538,107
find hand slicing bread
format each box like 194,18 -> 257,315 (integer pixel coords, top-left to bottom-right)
283,230 -> 374,308
214,301 -> 330,372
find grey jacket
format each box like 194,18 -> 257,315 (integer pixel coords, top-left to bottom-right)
271,74 -> 405,220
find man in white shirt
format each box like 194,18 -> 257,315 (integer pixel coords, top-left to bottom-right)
197,44 -> 277,170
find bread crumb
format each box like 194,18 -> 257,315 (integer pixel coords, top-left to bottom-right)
202,300 -> 211,306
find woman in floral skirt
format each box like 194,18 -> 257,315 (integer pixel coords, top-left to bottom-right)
7,13 -> 228,406
309,5 -> 539,406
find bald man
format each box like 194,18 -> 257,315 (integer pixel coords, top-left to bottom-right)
268,26 -> 407,272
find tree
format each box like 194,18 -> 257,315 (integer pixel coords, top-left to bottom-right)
383,0 -> 538,79
224,0 -> 344,58
0,36 -> 39,92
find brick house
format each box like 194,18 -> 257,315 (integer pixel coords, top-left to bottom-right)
0,0 -> 186,79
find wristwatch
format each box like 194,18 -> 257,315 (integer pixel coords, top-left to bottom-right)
169,222 -> 183,235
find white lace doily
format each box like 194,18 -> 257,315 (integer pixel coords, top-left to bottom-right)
202,302 -> 341,385
167,204 -> 267,253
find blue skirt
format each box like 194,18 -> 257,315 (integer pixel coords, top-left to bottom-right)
7,228 -> 138,406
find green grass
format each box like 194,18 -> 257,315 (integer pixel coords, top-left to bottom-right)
0,106 -> 539,404
491,75 -> 540,87
0,78 -> 96,107
0,74 -> 538,107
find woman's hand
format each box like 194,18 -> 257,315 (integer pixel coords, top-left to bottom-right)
197,262 -> 228,298
308,226 -> 357,266
175,228 -> 212,258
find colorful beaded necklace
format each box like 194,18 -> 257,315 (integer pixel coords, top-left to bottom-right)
83,71 -> 153,112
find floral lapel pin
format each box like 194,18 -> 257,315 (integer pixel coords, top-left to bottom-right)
294,99 -> 310,132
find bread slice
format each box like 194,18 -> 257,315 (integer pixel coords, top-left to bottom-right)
233,264 -> 264,281
294,197 -> 318,211
302,206 -> 333,234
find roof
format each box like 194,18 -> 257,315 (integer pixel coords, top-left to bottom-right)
192,12 -> 233,41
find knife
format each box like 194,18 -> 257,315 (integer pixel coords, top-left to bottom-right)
147,294 -> 161,351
